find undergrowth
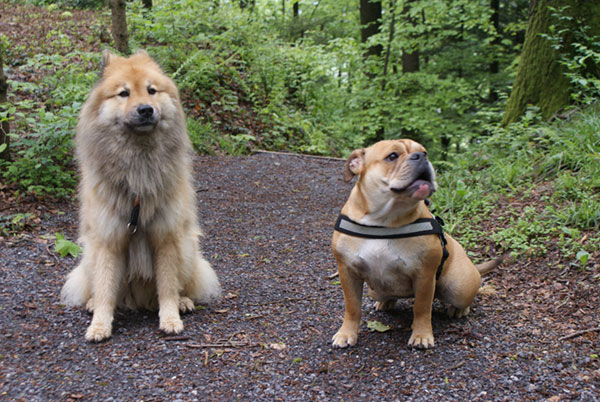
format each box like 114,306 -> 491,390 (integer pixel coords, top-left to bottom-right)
433,107 -> 600,263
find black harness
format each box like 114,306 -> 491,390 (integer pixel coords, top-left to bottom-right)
334,213 -> 449,280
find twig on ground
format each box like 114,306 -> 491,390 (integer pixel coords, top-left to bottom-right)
327,271 -> 339,279
162,336 -> 190,342
244,314 -> 268,320
46,245 -> 60,265
559,327 -> 600,341
185,341 -> 260,349
247,296 -> 318,307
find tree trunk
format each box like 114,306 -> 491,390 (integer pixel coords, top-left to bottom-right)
282,0 -> 285,21
400,0 -> 419,141
501,0 -> 600,125
360,0 -> 382,59
0,48 -> 9,161
489,0 -> 500,103
292,0 -> 303,39
381,0 -> 397,92
110,0 -> 129,55
401,0 -> 419,74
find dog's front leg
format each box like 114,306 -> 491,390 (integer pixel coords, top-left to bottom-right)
408,271 -> 436,348
154,234 -> 184,334
332,262 -> 363,348
85,244 -> 125,342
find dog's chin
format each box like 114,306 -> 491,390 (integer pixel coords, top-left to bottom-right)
391,179 -> 434,200
126,122 -> 158,134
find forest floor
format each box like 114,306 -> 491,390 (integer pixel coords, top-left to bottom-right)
1,152 -> 600,401
1,2 -> 599,401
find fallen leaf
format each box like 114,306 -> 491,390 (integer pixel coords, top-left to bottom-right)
367,320 -> 391,332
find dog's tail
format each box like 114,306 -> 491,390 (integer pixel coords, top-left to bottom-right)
476,253 -> 510,276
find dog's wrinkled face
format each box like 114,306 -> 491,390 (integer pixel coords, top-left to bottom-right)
344,139 -> 437,201
93,50 -> 179,134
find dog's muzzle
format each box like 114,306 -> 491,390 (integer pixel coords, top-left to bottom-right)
390,154 -> 436,198
126,104 -> 158,132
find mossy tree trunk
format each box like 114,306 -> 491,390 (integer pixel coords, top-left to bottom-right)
502,0 -> 600,125
110,0 -> 129,55
0,48 -> 9,161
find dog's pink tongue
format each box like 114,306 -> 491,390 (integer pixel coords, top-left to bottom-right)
411,182 -> 431,200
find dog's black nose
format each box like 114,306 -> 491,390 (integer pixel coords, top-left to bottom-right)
410,152 -> 427,161
137,104 -> 154,118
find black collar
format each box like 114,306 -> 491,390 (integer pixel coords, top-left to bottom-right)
334,214 -> 449,279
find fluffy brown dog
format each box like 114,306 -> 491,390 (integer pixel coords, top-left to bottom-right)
331,139 -> 502,349
61,50 -> 221,342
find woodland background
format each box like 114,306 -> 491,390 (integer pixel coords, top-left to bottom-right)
0,0 -> 599,283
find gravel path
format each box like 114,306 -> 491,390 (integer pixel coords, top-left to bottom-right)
1,153 -> 598,401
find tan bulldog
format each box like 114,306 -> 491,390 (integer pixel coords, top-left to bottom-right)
331,139 -> 503,349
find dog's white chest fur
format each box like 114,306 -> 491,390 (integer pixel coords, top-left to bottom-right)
345,238 -> 421,297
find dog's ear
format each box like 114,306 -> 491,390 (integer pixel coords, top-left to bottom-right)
100,49 -> 117,75
134,49 -> 150,57
344,149 -> 365,182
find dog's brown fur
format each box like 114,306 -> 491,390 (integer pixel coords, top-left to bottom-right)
331,139 -> 502,349
61,50 -> 221,342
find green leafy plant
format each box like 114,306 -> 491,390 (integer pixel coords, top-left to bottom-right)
576,250 -> 590,268
0,213 -> 35,236
543,6 -> 600,106
54,233 -> 82,258
1,52 -> 98,197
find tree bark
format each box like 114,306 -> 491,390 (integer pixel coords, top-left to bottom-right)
489,0 -> 500,103
110,0 -> 129,55
381,0 -> 396,91
502,0 -> 600,125
401,0 -> 419,74
0,48 -> 9,161
360,0 -> 382,59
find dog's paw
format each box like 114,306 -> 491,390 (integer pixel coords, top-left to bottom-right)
85,321 -> 112,342
179,297 -> 195,314
375,300 -> 396,311
160,316 -> 184,334
332,330 -> 358,348
447,306 -> 470,318
408,331 -> 435,349
85,298 -> 95,313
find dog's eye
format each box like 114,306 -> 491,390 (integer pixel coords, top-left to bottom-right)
385,152 -> 399,162
147,87 -> 157,95
118,90 -> 130,98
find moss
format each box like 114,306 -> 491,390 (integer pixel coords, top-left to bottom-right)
502,0 -> 570,126
502,0 -> 600,126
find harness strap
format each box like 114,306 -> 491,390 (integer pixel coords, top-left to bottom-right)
128,196 -> 141,234
334,214 -> 449,279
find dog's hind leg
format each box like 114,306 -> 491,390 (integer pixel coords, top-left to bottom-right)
179,297 -> 195,313
367,285 -> 396,311
179,228 -> 221,305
